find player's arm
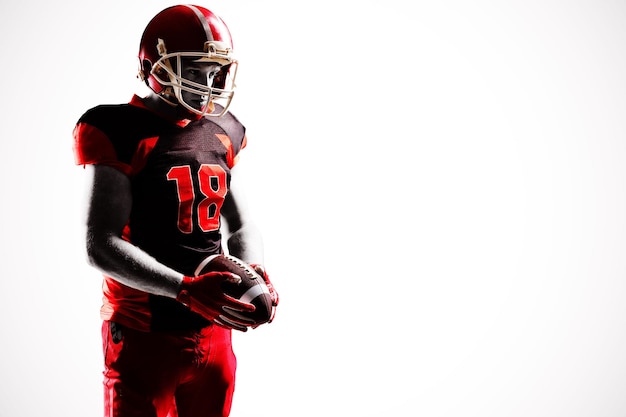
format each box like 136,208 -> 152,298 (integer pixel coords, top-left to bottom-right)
82,164 -> 184,298
222,163 -> 279,315
221,163 -> 265,265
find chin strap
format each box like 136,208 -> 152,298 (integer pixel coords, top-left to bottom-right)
157,90 -> 178,107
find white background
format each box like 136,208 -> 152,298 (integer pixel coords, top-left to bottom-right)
1,0 -> 625,416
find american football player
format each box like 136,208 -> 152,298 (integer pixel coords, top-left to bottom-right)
72,5 -> 279,417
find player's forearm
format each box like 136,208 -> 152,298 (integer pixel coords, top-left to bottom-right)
86,232 -> 183,298
226,223 -> 264,265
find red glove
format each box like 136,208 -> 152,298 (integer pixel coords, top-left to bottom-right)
176,271 -> 256,332
251,264 -> 279,323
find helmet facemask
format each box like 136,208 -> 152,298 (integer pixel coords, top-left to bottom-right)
148,38 -> 238,118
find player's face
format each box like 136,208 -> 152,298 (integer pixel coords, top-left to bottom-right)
180,58 -> 223,110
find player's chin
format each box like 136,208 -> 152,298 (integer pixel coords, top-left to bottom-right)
177,93 -> 205,110
188,100 -> 208,112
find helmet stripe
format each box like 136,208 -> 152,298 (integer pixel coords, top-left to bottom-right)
186,5 -> 214,41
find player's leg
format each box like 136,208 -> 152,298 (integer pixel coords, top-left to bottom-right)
102,321 -> 179,417
174,325 -> 237,417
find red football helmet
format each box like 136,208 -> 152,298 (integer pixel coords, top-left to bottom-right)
138,5 -> 238,117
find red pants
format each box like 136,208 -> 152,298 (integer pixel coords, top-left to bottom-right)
102,321 -> 237,417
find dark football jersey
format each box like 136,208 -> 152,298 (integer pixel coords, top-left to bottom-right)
73,95 -> 247,331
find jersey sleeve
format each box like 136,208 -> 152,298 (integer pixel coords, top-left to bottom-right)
216,110 -> 247,168
73,121 -> 133,176
234,134 -> 248,166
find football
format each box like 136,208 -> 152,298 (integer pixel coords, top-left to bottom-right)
194,254 -> 273,327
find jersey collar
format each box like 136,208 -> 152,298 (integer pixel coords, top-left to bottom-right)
129,95 -> 192,128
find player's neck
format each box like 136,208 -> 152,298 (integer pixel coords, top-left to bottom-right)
142,93 -> 178,118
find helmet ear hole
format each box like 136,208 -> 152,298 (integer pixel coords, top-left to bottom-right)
139,59 -> 153,83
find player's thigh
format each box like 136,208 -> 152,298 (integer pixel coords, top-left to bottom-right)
102,321 -> 180,417
175,326 -> 237,417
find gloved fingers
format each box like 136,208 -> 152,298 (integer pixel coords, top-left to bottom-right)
221,294 -> 256,312
214,315 -> 249,332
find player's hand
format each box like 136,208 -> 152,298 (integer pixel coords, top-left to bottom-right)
176,272 -> 256,332
251,264 -> 279,323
